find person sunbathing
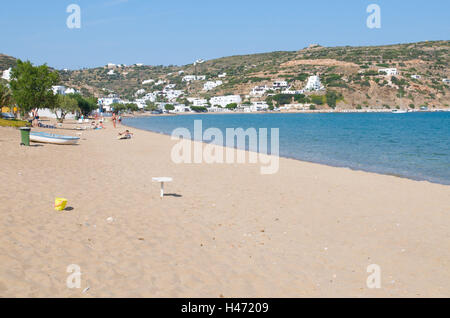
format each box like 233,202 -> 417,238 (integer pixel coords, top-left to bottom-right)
118,130 -> 134,139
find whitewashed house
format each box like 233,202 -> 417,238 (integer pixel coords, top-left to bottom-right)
209,95 -> 242,108
35,108 -> 77,120
182,75 -> 197,82
164,84 -> 177,91
182,75 -> 206,82
304,75 -> 324,91
218,73 -> 227,78
411,75 -> 421,80
142,79 -> 154,85
442,79 -> 450,84
281,89 -> 304,95
273,81 -> 289,90
52,86 -> 67,95
250,85 -> 269,97
174,104 -> 190,113
378,68 -> 398,76
98,97 -> 123,112
107,69 -> 115,76
2,68 -> 12,81
65,88 -> 79,95
251,101 -> 269,112
203,80 -> 223,91
107,63 -> 116,69
135,89 -> 146,96
165,90 -> 184,102
187,98 -> 208,107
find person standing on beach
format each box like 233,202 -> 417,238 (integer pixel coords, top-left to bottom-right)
112,113 -> 117,129
32,109 -> 39,127
118,115 -> 122,125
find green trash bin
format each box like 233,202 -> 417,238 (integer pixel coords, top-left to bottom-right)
20,127 -> 31,146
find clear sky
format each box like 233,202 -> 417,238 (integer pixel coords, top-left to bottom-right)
0,0 -> 449,69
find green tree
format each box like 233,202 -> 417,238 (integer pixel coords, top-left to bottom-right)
145,101 -> 158,111
10,60 -> 60,116
125,103 -> 139,112
53,95 -> 79,122
225,103 -> 238,110
110,102 -> 126,113
165,104 -> 175,111
325,91 -> 342,109
69,94 -> 98,116
293,94 -> 307,103
310,95 -> 325,105
191,106 -> 207,113
0,81 -> 15,109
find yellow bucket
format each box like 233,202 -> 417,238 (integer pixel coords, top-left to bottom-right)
54,198 -> 68,211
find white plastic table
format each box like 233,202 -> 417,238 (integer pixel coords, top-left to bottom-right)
152,177 -> 173,198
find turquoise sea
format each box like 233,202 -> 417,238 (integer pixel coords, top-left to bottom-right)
124,112 -> 450,185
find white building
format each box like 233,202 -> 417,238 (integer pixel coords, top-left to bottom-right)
251,101 -> 269,112
35,108 -> 77,120
218,73 -> 227,78
182,75 -> 197,82
142,79 -> 154,85
411,75 -> 421,80
203,80 -> 223,91
165,90 -> 184,102
2,68 -> 12,81
107,63 -> 116,69
304,75 -> 324,91
98,97 -> 123,112
65,88 -> 79,95
378,68 -> 398,76
250,85 -> 269,97
182,75 -> 207,82
52,86 -> 67,95
134,99 -> 147,110
135,89 -> 146,96
107,69 -> 115,75
273,81 -> 289,90
209,95 -> 242,108
174,104 -> 190,113
187,98 -> 208,107
443,79 -> 450,84
135,63 -> 144,67
164,84 -> 176,91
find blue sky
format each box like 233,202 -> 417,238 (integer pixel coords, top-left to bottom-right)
0,0 -> 449,69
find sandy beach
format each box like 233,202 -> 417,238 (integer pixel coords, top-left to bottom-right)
0,119 -> 449,298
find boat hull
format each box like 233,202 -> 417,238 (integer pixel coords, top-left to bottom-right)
30,132 -> 80,145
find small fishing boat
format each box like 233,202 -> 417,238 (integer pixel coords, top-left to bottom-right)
30,132 -> 80,145
392,109 -> 408,114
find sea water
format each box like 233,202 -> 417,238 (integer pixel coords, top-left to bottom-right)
124,112 -> 450,185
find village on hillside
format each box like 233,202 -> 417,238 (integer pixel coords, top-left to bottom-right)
1,41 -> 450,118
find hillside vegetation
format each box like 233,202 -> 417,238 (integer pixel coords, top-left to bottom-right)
1,41 -> 449,109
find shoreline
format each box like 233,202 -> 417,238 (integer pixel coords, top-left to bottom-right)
125,108 -> 450,119
122,117 -> 450,187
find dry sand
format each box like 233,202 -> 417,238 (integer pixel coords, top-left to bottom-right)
0,120 -> 449,298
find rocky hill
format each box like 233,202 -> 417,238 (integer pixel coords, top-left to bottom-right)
0,54 -> 17,71
2,40 -> 449,110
